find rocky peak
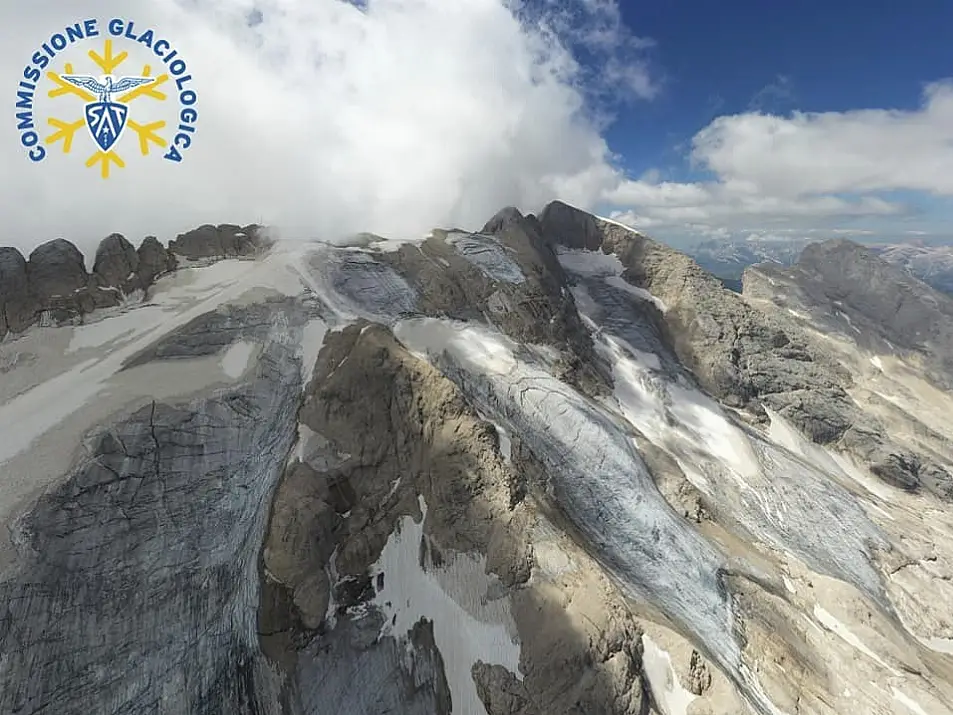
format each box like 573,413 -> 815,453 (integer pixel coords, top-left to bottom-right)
538,200 -> 603,251
136,236 -> 178,284
169,223 -> 271,260
93,234 -> 140,293
0,247 -> 31,339
27,239 -> 88,300
745,237 -> 953,390
0,224 -> 267,339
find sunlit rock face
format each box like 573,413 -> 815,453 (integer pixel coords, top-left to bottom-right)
1,205 -> 952,715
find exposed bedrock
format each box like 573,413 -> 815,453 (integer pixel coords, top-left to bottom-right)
379,207 -> 605,395
537,200 -> 953,500
744,238 -> 953,389
0,224 -> 255,338
259,322 -> 650,714
169,223 -> 272,261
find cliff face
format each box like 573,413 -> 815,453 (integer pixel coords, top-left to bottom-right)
0,223 -> 269,341
1,204 -> 952,715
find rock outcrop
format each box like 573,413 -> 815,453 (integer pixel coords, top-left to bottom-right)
381,207 -> 604,394
0,225 -> 264,339
0,247 -> 34,339
260,321 -> 649,714
136,235 -> 177,284
537,200 -> 952,500
92,233 -> 142,294
744,238 -> 953,390
169,223 -> 271,260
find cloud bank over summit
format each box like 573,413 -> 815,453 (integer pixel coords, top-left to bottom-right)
0,0 -> 652,254
2,0 -> 950,255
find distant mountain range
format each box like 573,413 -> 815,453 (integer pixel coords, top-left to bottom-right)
688,236 -> 953,295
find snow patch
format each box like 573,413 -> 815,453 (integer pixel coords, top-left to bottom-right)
605,275 -> 668,311
556,247 -> 622,276
490,420 -> 512,462
370,497 -> 522,714
0,252 -> 310,466
892,688 -> 930,715
604,334 -> 760,480
66,305 -> 165,353
641,635 -> 697,715
299,319 -> 328,383
558,248 -> 666,311
813,605 -> 896,673
221,341 -> 255,378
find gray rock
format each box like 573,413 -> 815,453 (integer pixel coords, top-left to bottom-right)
93,233 -> 141,294
539,200 -> 605,251
535,201 -> 952,500
383,208 -> 604,394
27,238 -> 88,300
745,239 -> 953,390
25,238 -> 122,323
0,246 -> 36,336
169,223 -> 271,260
136,235 -> 177,285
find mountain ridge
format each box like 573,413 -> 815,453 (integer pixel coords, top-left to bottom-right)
1,201 -> 952,715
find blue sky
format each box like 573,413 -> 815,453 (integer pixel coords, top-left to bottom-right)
591,0 -> 953,246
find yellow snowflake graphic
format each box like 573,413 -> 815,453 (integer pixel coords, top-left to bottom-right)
44,39 -> 170,179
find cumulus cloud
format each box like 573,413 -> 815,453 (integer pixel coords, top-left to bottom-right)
0,0 -> 655,255
694,80 -> 953,198
605,80 -> 953,239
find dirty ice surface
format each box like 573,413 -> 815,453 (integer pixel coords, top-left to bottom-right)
445,232 -> 526,284
303,247 -> 417,324
0,251 -> 311,468
391,318 -> 766,703
557,247 -> 667,311
569,271 -> 889,607
369,497 -> 522,714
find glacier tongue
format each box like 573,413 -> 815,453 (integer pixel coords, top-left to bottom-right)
393,318 -> 745,685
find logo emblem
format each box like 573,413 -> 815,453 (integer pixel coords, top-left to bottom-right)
64,74 -> 154,151
14,19 -> 199,178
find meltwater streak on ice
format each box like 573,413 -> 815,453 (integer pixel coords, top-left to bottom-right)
389,319 -> 796,714
562,262 -> 891,609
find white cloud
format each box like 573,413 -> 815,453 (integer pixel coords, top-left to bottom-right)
0,0 -> 653,256
693,80 -> 953,198
603,80 -> 953,240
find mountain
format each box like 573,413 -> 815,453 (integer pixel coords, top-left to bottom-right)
689,234 -> 953,297
871,242 -> 953,295
688,236 -> 813,291
1,203 -> 952,715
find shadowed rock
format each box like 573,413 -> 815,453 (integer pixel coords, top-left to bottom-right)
93,233 -> 141,294
539,200 -> 604,251
0,247 -> 35,338
27,239 -> 88,300
170,224 -> 272,260
136,235 -> 178,285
